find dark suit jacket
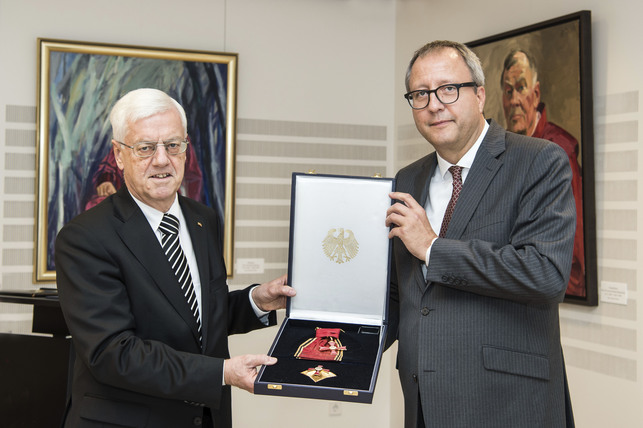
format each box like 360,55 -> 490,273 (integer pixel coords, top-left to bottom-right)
56,186 -> 275,427
388,120 -> 575,428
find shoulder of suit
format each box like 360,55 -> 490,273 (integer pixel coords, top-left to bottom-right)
178,194 -> 211,211
500,130 -> 569,173
502,127 -> 555,152
58,194 -> 120,237
479,121 -> 565,167
178,194 -> 219,221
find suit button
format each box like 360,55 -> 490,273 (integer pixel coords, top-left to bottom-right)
193,416 -> 203,426
421,307 -> 430,316
412,374 -> 418,383
441,274 -> 449,282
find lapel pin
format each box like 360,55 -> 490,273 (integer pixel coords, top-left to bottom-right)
197,222 -> 203,228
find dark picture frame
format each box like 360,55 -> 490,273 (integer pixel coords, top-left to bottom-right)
35,39 -> 238,282
467,11 -> 597,305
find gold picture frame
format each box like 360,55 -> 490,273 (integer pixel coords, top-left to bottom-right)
35,38 -> 237,282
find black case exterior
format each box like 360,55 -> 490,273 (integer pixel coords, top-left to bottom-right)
255,173 -> 394,403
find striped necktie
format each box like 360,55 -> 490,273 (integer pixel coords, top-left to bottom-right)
159,213 -> 202,346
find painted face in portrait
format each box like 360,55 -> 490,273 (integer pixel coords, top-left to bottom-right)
408,47 -> 486,163
113,108 -> 187,213
501,51 -> 541,135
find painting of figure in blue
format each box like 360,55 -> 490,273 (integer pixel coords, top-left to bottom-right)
42,44 -> 234,275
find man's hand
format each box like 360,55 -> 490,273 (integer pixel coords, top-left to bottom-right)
251,274 -> 295,312
224,354 -> 277,393
386,191 -> 437,261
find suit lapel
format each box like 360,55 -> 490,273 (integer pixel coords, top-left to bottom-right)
413,154 -> 437,208
444,121 -> 506,239
113,189 -> 203,348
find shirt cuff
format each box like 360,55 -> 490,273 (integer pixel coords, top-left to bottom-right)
249,285 -> 270,325
425,237 -> 438,267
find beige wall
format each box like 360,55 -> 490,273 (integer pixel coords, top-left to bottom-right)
1,0 -> 642,427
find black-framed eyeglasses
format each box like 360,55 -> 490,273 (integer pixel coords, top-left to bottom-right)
404,82 -> 477,109
116,139 -> 189,158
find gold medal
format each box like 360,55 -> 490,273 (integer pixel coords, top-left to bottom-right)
301,365 -> 337,383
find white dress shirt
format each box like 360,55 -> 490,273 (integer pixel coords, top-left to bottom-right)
135,196 -> 204,313
424,121 -> 489,268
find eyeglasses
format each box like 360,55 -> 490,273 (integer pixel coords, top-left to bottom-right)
404,82 -> 477,109
116,139 -> 189,158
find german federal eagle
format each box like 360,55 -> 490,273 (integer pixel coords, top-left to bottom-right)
322,228 -> 359,264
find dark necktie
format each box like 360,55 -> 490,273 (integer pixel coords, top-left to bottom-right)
439,166 -> 463,238
159,213 -> 202,345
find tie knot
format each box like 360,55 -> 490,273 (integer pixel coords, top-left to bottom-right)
449,165 -> 463,182
159,213 -> 180,236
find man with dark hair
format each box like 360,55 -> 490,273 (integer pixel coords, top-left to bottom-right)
386,40 -> 575,427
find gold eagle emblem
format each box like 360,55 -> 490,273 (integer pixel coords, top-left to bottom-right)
322,228 -> 359,264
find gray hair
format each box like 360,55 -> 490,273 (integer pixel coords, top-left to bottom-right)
109,88 -> 187,141
405,40 -> 485,92
500,49 -> 538,88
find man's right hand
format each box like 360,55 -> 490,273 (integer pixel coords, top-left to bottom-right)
224,354 -> 277,393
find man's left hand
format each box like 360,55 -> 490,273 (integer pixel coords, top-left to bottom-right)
251,274 -> 295,312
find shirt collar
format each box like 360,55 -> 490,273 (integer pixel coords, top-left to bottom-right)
436,120 -> 489,179
130,192 -> 182,232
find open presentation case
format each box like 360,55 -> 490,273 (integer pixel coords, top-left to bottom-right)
254,172 -> 394,403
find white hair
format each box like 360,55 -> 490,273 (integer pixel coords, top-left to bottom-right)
109,88 -> 187,141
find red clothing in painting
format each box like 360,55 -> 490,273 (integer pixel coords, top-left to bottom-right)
533,103 -> 585,297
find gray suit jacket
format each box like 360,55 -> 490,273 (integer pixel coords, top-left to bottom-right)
56,187 -> 275,427
388,120 -> 575,428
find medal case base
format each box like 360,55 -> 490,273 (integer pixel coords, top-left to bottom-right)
255,318 -> 386,403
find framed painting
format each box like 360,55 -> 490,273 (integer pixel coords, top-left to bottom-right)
467,11 -> 597,305
35,38 -> 237,282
